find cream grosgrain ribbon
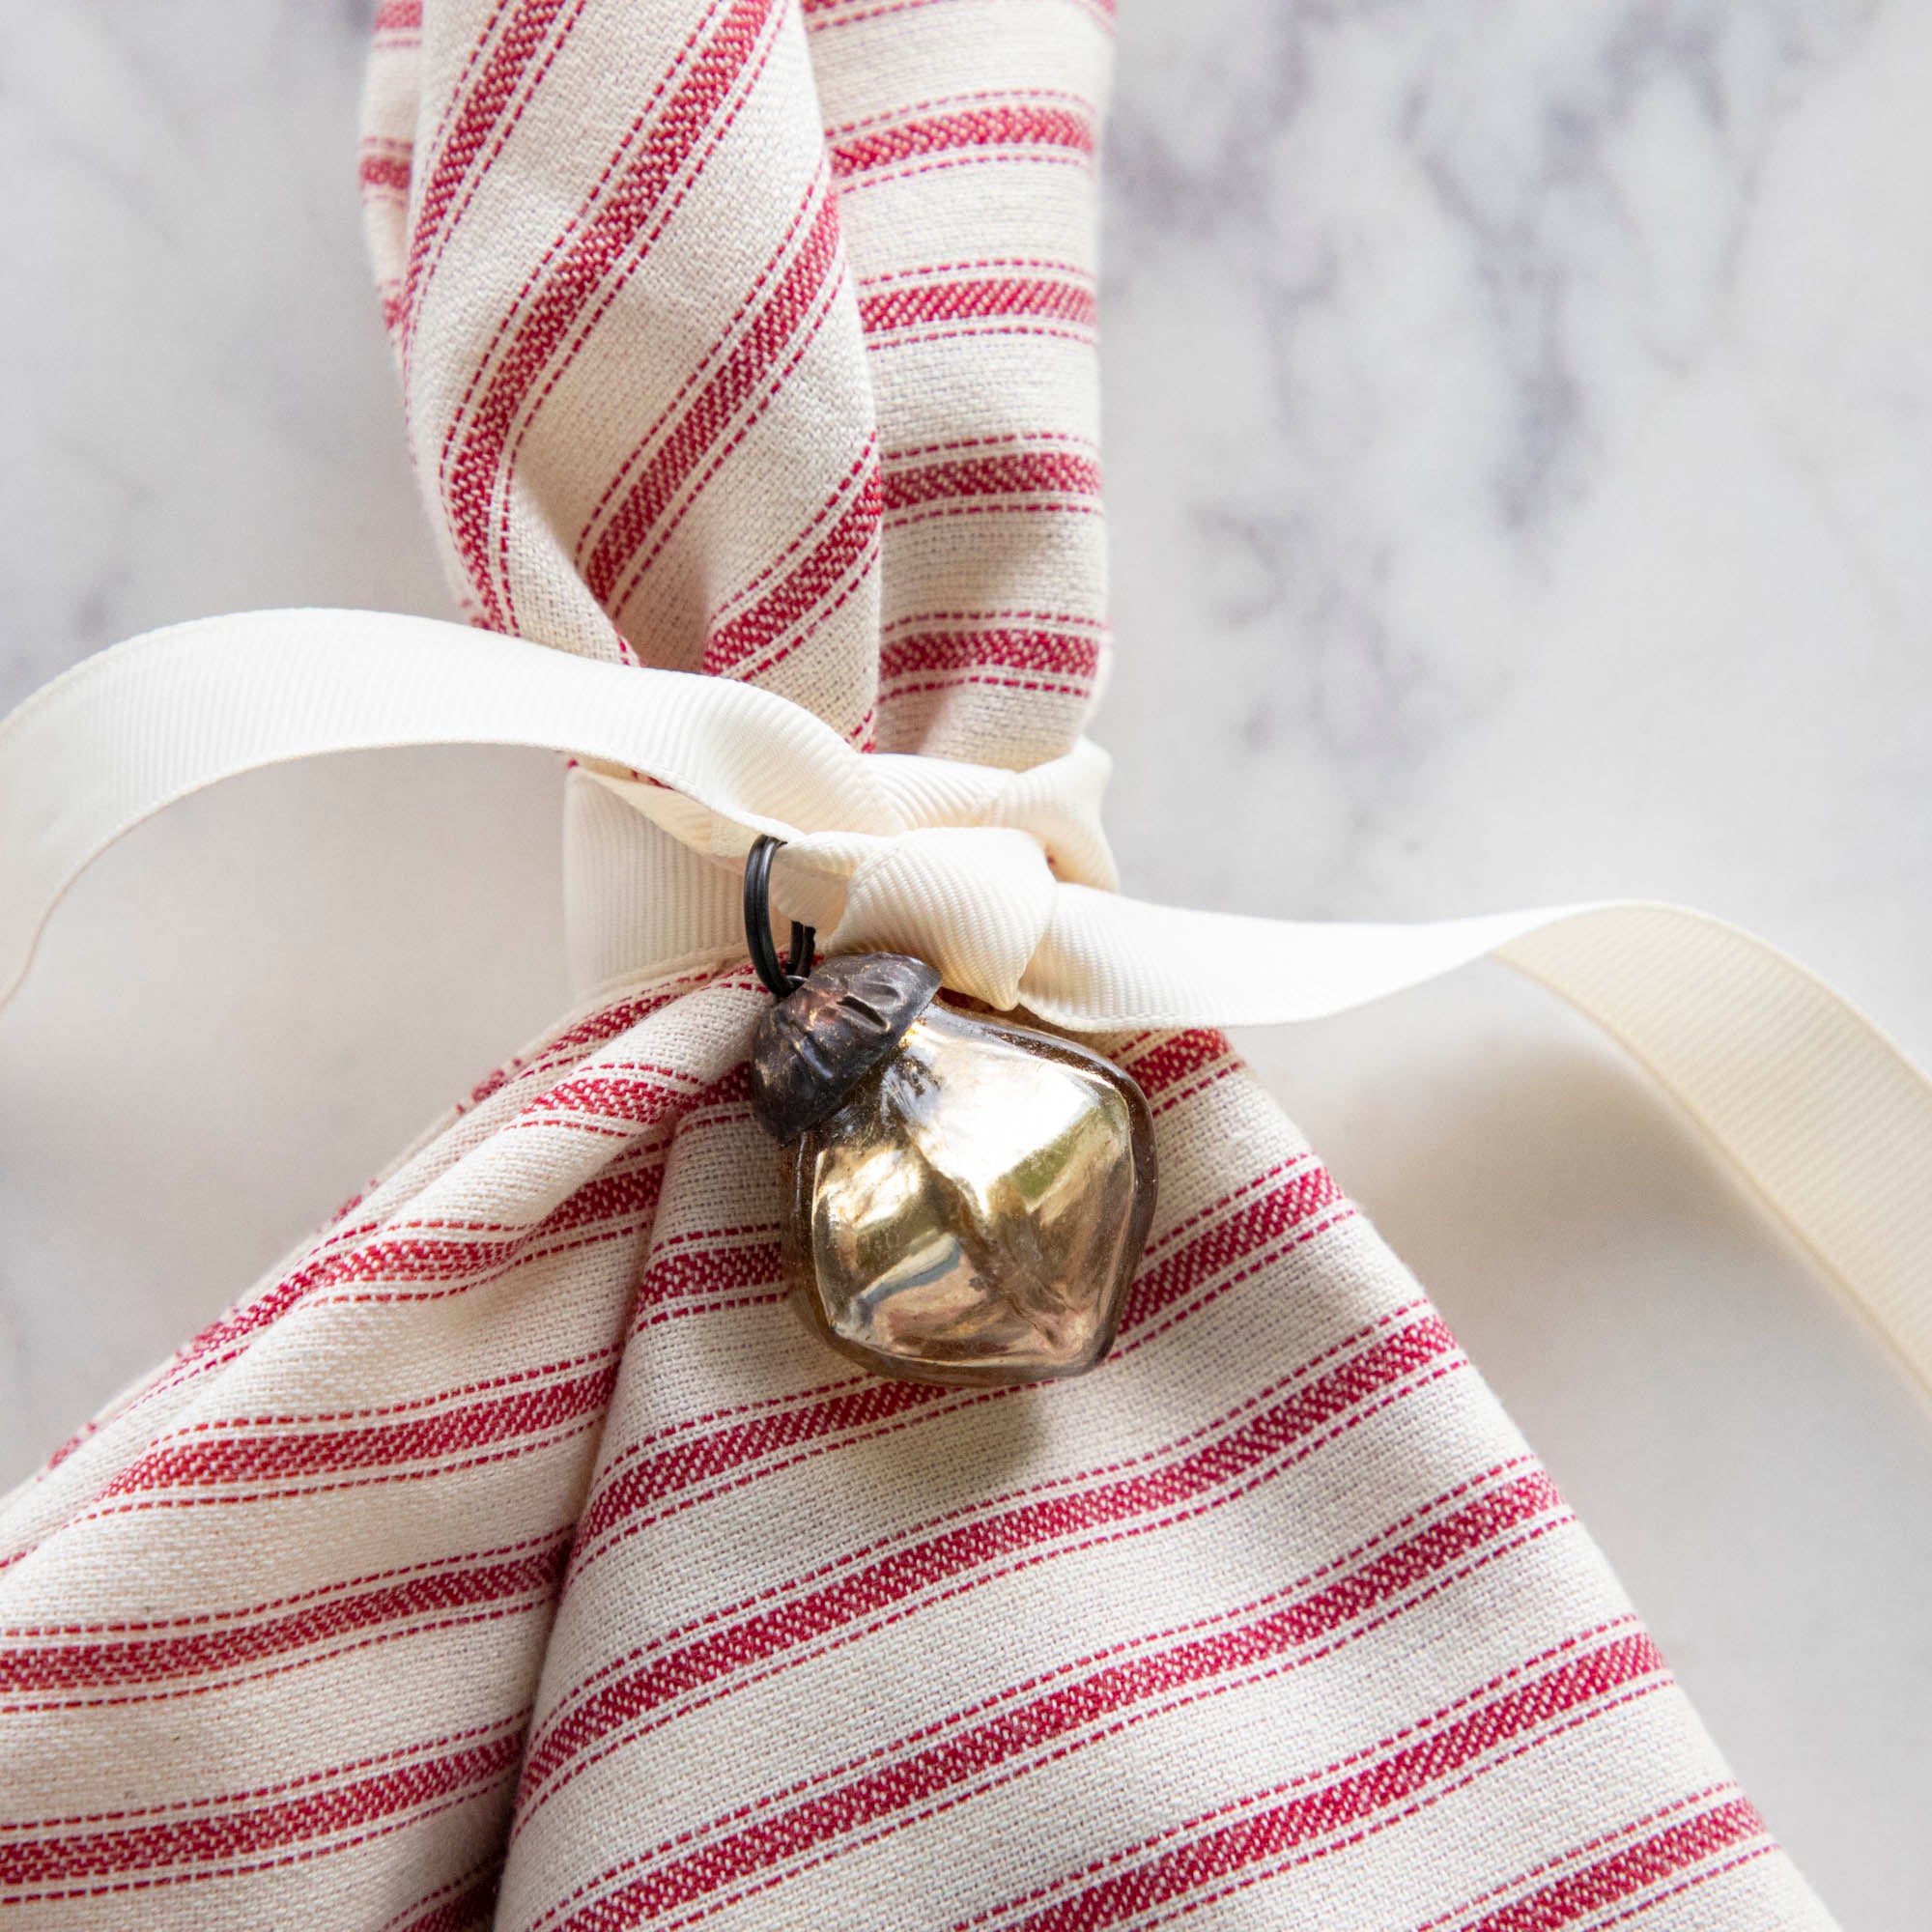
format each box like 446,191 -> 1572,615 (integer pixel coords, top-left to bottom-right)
3,608 -> 1929,1396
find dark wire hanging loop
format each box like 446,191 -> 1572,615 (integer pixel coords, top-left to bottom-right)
744,835 -> 816,999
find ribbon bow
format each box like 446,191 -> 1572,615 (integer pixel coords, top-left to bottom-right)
3,604 -> 1929,1396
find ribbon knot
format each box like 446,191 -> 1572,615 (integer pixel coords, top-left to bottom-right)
585,733 -> 1118,1011
774,826 -> 1059,1011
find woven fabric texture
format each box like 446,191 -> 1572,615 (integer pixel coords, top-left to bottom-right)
0,1 -> 1834,1926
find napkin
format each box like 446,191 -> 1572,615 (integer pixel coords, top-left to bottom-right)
0,2 -> 1837,1925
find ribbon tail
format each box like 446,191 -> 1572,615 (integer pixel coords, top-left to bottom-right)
1025,888 -> 1932,1400
1497,906 -> 1932,1397
0,609 -> 905,1005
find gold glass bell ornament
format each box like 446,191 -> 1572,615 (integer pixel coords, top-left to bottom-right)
743,839 -> 1156,1387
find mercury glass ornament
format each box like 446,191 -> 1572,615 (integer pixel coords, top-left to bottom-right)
748,954 -> 1157,1386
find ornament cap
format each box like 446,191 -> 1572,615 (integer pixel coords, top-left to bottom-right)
748,952 -> 942,1142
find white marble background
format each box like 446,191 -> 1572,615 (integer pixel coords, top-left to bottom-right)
0,1 -> 1926,1921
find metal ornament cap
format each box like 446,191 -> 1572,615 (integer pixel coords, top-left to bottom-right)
749,952 -> 942,1143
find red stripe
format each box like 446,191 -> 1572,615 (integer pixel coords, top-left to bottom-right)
1451,1797 -> 1765,1932
461,971 -> 726,1113
858,274 -> 1094,337
583,186 -> 847,612
999,1635 -> 1668,1932
520,1063 -> 700,1126
517,1313 -> 1459,1807
18,982 -> 721,1496
1124,1163 -> 1345,1329
146,982 -> 698,1388
372,0 -> 424,31
877,603 -> 1101,635
97,1363 -> 617,1498
804,0 -> 1115,18
702,459 -> 881,675
399,0 -> 572,340
441,0 -> 779,627
531,1152 -> 668,1233
359,152 -> 414,196
540,1475 -> 1575,1931
569,1369 -> 943,1558
880,450 -> 1100,512
0,1726 -> 522,1889
677,1061 -> 755,1117
878,626 -> 1101,687
0,1535 -> 570,1696
311,1157 -> 665,1284
832,103 -> 1093,177
570,185 -> 827,560
387,1871 -> 497,1932
319,1225 -> 605,1290
167,1162 -> 660,1323
1119,1028 -> 1232,1097
632,1236 -> 783,1317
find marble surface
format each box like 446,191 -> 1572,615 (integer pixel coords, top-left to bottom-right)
0,2 -> 1926,1921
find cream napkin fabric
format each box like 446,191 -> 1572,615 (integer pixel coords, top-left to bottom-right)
0,2 -> 1836,1926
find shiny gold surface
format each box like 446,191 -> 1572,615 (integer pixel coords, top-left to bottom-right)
780,1005 -> 1156,1385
